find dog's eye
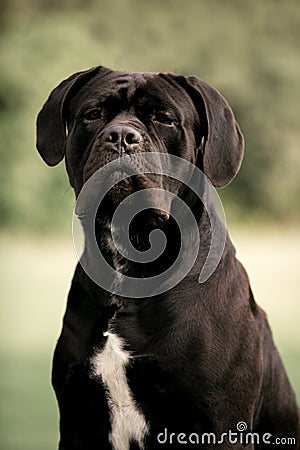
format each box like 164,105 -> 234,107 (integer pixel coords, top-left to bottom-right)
153,112 -> 176,126
84,109 -> 102,121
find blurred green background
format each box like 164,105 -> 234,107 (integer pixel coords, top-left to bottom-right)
0,0 -> 299,448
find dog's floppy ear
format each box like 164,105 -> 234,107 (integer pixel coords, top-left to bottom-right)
36,66 -> 105,166
174,75 -> 244,188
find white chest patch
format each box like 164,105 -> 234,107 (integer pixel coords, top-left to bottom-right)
92,332 -> 149,450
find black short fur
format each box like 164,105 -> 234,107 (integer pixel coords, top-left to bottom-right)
36,67 -> 300,449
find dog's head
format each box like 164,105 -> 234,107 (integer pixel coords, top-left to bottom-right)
36,66 -> 244,226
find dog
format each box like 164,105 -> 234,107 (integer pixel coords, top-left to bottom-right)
36,66 -> 300,449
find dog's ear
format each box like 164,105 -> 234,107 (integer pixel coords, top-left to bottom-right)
36,66 -> 106,166
172,75 -> 244,188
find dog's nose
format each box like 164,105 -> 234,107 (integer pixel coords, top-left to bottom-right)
102,126 -> 142,152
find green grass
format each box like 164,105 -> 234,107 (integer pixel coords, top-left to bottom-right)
0,228 -> 299,449
0,353 -> 58,450
0,233 -> 75,450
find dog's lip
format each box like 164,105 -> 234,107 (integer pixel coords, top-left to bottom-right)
76,165 -> 172,220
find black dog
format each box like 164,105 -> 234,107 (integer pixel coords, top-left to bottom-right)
36,67 -> 299,449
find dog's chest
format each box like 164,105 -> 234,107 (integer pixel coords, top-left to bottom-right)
92,332 -> 148,450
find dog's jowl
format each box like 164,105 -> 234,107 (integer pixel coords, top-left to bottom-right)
36,67 -> 300,449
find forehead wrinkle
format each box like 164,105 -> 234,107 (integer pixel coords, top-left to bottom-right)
108,72 -> 148,105
127,73 -> 147,102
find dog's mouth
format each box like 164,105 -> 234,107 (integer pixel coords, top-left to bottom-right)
102,172 -> 171,228
93,174 -> 171,259
91,182 -> 171,262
